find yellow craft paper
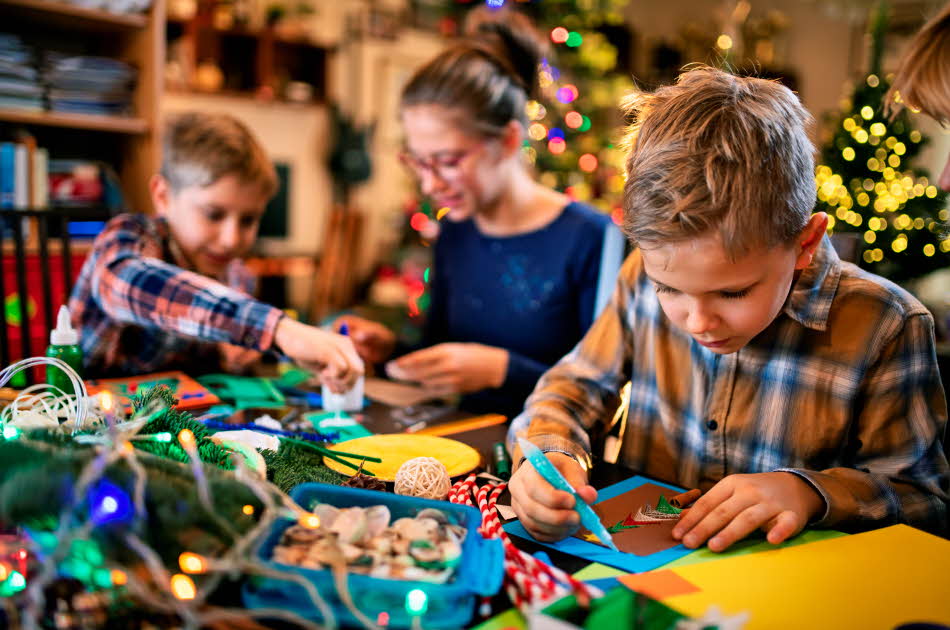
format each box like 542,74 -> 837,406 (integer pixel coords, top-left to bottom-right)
324,434 -> 481,481
662,525 -> 950,629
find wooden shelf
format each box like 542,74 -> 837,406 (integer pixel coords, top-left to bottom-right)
0,109 -> 148,135
0,0 -> 148,30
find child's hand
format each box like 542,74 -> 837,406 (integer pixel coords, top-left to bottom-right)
333,315 -> 396,365
672,472 -> 824,552
509,452 -> 597,542
274,318 -> 364,392
385,343 -> 508,394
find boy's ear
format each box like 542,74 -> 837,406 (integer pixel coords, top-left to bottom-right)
149,174 -> 171,215
794,212 -> 829,270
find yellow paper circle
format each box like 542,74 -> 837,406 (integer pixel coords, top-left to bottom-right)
324,434 -> 482,481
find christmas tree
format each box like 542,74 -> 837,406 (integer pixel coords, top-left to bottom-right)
815,2 -> 948,283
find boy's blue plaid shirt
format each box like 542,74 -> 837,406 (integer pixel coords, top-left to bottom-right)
511,237 -> 948,533
69,214 -> 283,377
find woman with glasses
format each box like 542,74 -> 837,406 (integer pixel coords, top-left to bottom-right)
339,7 -> 623,420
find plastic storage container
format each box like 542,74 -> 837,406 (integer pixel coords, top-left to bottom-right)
243,483 -> 505,629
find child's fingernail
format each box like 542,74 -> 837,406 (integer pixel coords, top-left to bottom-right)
683,534 -> 697,548
672,528 -> 682,539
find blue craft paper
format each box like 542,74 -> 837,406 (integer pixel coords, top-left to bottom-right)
503,475 -> 693,574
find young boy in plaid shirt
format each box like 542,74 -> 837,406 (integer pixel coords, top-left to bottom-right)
508,67 -> 948,551
70,112 -> 362,390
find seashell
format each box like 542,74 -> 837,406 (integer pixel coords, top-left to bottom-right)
446,524 -> 468,542
365,505 -> 391,538
366,534 -> 393,555
393,553 -> 415,568
416,508 -> 449,524
414,517 -> 440,541
309,539 -> 345,567
282,525 -> 324,545
272,546 -> 305,565
330,507 -> 368,544
312,504 -> 340,529
392,536 -> 411,555
409,543 -> 442,565
370,563 -> 393,579
340,543 -> 363,563
391,517 -> 417,538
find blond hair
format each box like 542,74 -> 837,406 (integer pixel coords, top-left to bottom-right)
886,2 -> 950,124
621,66 -> 815,258
161,112 -> 277,197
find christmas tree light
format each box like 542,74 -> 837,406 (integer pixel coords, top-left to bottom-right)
815,3 -> 947,282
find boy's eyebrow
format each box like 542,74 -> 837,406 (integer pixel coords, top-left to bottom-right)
644,272 -> 758,294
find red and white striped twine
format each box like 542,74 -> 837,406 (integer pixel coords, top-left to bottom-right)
449,474 -> 596,612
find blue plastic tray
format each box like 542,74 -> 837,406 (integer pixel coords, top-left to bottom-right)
243,483 -> 505,629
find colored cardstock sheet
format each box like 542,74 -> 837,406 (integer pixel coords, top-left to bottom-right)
659,524 -> 950,629
574,483 -> 681,556
504,476 -> 694,573
85,370 -> 221,413
571,528 -> 848,583
618,569 -> 700,600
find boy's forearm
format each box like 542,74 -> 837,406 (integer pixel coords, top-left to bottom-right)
97,255 -> 283,351
780,466 -> 949,534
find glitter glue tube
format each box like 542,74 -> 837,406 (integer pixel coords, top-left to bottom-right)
492,441 -> 511,480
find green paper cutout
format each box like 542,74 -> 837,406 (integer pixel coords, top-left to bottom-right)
197,374 -> 285,408
655,495 -> 682,515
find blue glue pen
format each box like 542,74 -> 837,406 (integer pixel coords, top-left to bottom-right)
516,437 -> 618,552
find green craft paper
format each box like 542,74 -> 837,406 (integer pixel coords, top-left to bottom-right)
305,411 -> 373,441
572,562 -> 625,581
197,374 -> 285,406
663,528 -> 847,569
541,585 -> 685,630
471,608 -> 525,630
655,495 -> 681,515
276,367 -> 314,388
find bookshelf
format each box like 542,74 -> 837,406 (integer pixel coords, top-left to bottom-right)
166,15 -> 329,104
0,0 -> 166,216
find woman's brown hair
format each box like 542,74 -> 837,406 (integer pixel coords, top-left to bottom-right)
400,7 -> 548,137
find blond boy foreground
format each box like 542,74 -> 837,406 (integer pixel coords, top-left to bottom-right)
508,68 -> 948,552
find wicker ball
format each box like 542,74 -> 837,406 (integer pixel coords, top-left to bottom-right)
394,457 -> 451,500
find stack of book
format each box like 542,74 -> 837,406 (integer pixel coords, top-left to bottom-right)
44,54 -> 136,117
0,138 -> 48,210
0,34 -> 42,113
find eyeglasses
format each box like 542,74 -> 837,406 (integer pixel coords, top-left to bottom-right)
398,144 -> 482,181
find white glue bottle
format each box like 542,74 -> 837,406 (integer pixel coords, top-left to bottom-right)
321,323 -> 364,413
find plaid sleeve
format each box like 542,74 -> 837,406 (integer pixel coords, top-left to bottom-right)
782,312 -> 949,534
89,218 -> 283,352
507,251 -> 638,466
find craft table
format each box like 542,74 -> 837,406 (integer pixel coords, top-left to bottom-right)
207,395 -> 950,629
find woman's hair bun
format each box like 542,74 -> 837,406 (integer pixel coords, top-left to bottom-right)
463,7 -> 549,100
